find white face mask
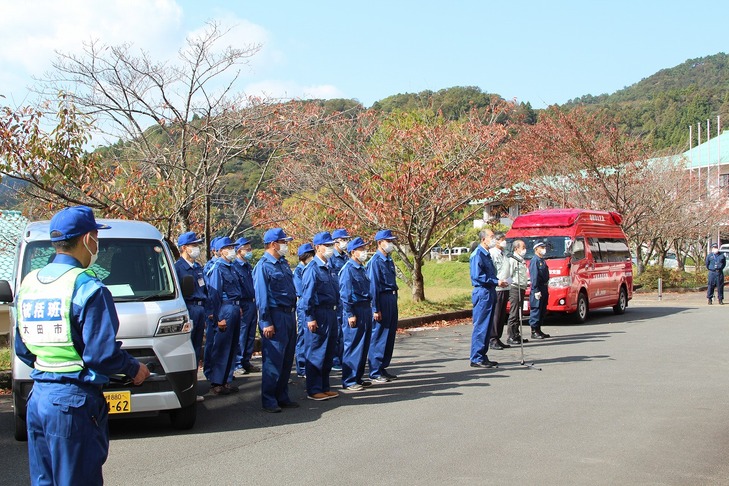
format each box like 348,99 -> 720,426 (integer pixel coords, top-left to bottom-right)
499,240 -> 507,249
519,249 -> 527,257
356,251 -> 368,263
323,246 -> 335,259
84,235 -> 99,268
337,240 -> 349,251
224,248 -> 237,262
487,238 -> 497,249
188,247 -> 201,260
713,248 -> 719,254
278,243 -> 289,257
382,242 -> 395,254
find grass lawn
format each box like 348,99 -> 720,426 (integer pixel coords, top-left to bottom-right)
398,260 -> 472,318
0,346 -> 10,370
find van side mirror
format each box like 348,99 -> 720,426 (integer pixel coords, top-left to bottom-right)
0,280 -> 13,303
181,275 -> 194,299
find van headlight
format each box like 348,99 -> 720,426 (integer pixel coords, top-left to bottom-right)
548,276 -> 572,289
156,312 -> 192,336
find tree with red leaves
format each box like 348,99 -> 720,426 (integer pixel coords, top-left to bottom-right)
256,102 -> 525,301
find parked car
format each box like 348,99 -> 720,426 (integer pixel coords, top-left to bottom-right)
441,247 -> 470,258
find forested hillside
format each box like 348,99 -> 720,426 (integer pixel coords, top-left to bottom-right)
565,53 -> 729,151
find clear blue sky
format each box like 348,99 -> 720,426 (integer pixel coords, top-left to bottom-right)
2,0 -> 729,108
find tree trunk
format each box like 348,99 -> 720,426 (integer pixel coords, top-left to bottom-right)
411,256 -> 426,302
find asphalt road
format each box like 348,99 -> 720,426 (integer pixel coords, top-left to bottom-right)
1,292 -> 728,485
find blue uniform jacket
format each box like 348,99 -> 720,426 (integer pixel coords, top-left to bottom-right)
339,259 -> 372,319
470,245 -> 499,288
330,249 -> 348,282
706,252 -> 726,272
233,258 -> 255,300
174,257 -> 209,309
367,250 -> 398,314
206,259 -> 243,322
253,252 -> 297,329
15,254 -> 140,385
529,255 -> 550,291
203,256 -> 220,280
301,256 -> 340,323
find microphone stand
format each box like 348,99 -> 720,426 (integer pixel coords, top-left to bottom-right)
511,253 -> 541,371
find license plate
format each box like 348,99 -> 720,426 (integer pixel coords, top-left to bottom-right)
104,391 -> 132,414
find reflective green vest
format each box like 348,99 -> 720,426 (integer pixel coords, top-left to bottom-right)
17,267 -> 91,373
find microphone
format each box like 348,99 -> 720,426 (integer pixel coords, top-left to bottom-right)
508,252 -> 524,263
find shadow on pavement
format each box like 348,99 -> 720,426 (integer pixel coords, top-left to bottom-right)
545,305 -> 693,327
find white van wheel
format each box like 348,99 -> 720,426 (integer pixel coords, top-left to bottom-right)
613,287 -> 627,315
13,394 -> 27,442
169,402 -> 197,430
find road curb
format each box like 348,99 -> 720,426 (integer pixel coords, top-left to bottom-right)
398,309 -> 472,329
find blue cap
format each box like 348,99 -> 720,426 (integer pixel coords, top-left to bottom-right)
347,237 -> 366,253
235,237 -> 251,249
297,243 -> 314,257
332,228 -> 351,239
712,243 -> 719,248
209,237 -> 220,250
533,241 -> 546,250
178,231 -> 203,247
374,229 -> 396,241
215,236 -> 235,251
49,206 -> 111,242
313,231 -> 335,246
263,228 -> 293,244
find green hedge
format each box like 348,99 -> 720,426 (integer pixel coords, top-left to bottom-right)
633,266 -> 707,291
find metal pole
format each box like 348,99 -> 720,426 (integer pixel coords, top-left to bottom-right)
698,122 -> 702,197
689,125 -> 693,200
658,277 -> 663,301
708,119 -> 711,190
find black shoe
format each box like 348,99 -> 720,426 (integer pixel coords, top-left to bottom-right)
531,328 -> 551,339
497,339 -> 511,349
484,358 -> 499,367
262,406 -> 282,413
489,340 -> 504,350
278,401 -> 300,409
721,300 -> 725,305
507,336 -> 528,345
708,299 -> 713,305
470,361 -> 494,368
382,370 -> 398,380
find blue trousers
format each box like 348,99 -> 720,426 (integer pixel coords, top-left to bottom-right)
305,307 -> 337,395
707,271 -> 724,301
260,307 -> 296,409
368,292 -> 398,378
470,287 -> 495,364
206,303 -> 240,386
202,315 -> 217,379
333,298 -> 344,367
187,304 -> 206,365
529,287 -> 549,329
27,382 -> 109,486
233,301 -> 258,370
295,305 -> 307,376
341,304 -> 372,388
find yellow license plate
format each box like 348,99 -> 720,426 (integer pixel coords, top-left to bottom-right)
104,391 -> 132,414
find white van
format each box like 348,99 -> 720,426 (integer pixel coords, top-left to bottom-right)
0,219 -> 198,440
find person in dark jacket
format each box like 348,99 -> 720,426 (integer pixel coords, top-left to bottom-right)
706,243 -> 726,305
528,241 -> 551,339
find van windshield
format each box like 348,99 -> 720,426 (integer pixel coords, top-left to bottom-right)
505,236 -> 572,260
21,238 -> 176,302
